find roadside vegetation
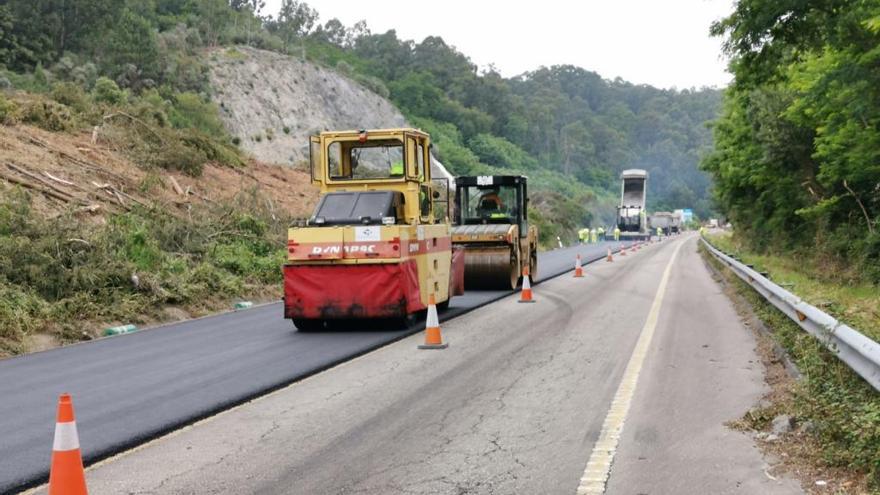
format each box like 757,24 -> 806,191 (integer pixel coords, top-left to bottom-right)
702,233 -> 880,488
709,231 -> 880,342
703,0 -> 880,286
0,189 -> 290,357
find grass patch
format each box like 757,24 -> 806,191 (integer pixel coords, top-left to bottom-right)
701,236 -> 880,487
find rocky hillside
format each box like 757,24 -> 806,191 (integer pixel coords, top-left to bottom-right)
209,47 -> 406,167
208,47 -> 454,182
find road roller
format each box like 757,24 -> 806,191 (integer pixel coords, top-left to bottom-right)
283,128 -> 465,330
451,175 -> 538,290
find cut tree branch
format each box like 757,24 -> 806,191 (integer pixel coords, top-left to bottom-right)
843,180 -> 876,235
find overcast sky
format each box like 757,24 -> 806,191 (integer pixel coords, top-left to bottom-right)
263,0 -> 734,89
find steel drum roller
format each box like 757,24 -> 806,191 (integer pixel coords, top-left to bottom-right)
462,246 -> 518,290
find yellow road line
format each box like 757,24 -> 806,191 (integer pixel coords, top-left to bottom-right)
576,240 -> 684,494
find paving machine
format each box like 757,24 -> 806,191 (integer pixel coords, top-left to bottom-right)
617,169 -> 650,241
451,175 -> 538,290
283,128 -> 465,330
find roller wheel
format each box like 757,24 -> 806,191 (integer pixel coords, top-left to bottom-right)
292,319 -> 325,332
529,251 -> 538,284
508,254 -> 520,290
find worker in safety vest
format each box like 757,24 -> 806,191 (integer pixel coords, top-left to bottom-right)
390,160 -> 404,176
597,227 -> 605,241
590,228 -> 597,243
656,226 -> 662,238
613,227 -> 620,241
578,228 -> 589,244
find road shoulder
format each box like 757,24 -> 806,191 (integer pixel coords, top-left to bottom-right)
604,236 -> 803,494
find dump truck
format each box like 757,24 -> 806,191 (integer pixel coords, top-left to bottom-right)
283,128 -> 465,330
617,169 -> 649,240
649,211 -> 674,235
450,175 -> 538,290
671,210 -> 684,233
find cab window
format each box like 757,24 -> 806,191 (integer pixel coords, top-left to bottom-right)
327,138 -> 405,180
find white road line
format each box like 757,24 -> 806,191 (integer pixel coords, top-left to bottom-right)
576,240 -> 684,495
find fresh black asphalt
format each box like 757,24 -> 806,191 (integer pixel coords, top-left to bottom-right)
0,241 -> 624,493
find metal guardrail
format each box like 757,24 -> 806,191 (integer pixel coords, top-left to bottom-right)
700,236 -> 880,392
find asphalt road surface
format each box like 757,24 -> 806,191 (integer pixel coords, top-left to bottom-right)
40,235 -> 802,494
0,241 -> 623,493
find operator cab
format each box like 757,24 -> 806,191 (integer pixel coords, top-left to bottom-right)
308,129 -> 439,226
454,176 -> 528,235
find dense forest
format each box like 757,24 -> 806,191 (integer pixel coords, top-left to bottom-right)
704,0 -> 880,283
0,0 -> 720,235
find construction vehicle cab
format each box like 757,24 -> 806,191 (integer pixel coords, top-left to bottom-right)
283,129 -> 465,330
452,176 -> 538,290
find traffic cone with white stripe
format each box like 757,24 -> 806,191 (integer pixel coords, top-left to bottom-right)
519,266 -> 536,303
574,254 -> 584,278
49,393 -> 88,495
606,248 -> 613,262
418,294 -> 447,349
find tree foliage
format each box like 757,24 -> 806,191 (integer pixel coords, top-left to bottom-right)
704,0 -> 880,282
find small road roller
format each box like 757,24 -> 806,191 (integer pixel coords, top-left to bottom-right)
451,175 -> 538,290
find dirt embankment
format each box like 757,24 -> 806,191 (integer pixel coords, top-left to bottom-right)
0,124 -> 319,220
209,46 -> 407,166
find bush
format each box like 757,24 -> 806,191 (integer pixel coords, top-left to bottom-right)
0,93 -> 20,124
92,77 -> 126,105
352,73 -> 390,98
21,99 -> 77,131
168,92 -> 226,138
50,82 -> 89,113
0,284 -> 48,351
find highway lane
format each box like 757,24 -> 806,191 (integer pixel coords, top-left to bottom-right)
0,240 -> 623,493
65,235 -> 800,494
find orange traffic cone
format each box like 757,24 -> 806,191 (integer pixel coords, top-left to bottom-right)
574,254 -> 584,278
418,294 -> 447,349
49,394 -> 88,495
620,244 -> 627,256
519,267 -> 536,303
606,248 -> 614,262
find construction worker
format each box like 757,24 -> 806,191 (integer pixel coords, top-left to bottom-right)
613,226 -> 620,241
477,188 -> 507,219
578,228 -> 589,244
590,228 -> 597,244
390,160 -> 404,176
597,226 -> 605,241
656,226 -> 662,238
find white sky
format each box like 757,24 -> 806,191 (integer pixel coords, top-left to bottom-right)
263,0 -> 734,89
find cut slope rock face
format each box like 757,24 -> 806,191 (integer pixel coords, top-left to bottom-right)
208,46 -> 407,167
